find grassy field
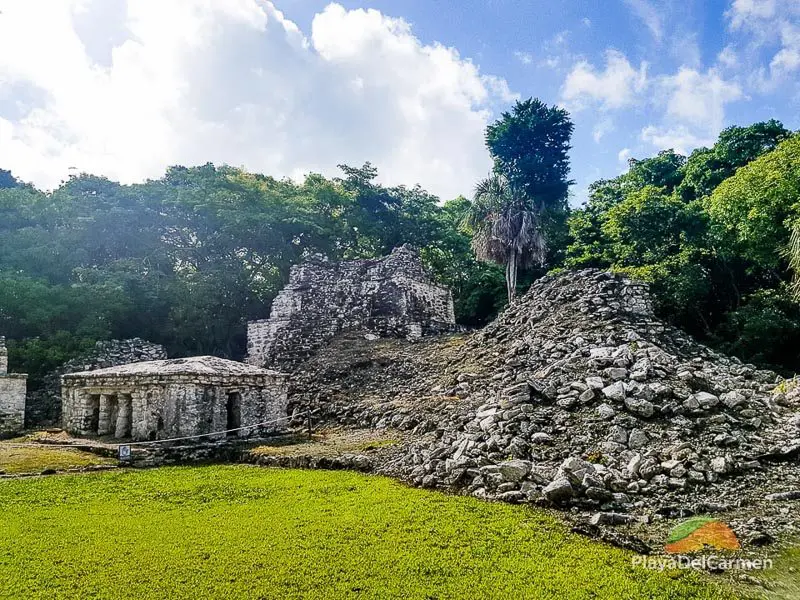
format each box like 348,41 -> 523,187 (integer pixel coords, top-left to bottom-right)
0,444 -> 114,474
0,466 -> 734,599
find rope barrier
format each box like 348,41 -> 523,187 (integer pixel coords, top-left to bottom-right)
1,411 -> 310,451
125,412 -> 306,447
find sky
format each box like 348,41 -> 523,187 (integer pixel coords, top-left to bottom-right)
0,0 -> 798,207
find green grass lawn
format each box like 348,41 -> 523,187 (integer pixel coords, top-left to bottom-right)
0,444 -> 114,474
0,466 -> 734,599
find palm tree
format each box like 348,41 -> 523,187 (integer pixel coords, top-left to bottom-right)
464,174 -> 546,303
787,222 -> 800,300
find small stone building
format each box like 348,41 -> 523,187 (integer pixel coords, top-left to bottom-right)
61,356 -> 288,441
0,337 -> 27,436
246,245 -> 457,367
26,337 -> 167,428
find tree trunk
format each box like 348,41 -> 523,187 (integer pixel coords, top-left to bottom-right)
506,251 -> 518,303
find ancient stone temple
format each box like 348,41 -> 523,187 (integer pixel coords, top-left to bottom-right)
61,356 -> 288,441
0,337 -> 27,436
26,337 -> 167,428
246,245 -> 456,367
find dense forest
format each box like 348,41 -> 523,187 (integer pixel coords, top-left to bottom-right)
1,99 -> 799,387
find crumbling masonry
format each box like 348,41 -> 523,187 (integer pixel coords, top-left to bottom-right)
0,337 -> 27,436
246,245 -> 456,368
61,356 -> 288,441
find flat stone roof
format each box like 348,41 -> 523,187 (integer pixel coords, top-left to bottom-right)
64,356 -> 285,379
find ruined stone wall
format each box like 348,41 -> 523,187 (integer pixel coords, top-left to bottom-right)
0,336 -> 7,375
27,338 -> 167,428
246,245 -> 456,367
0,376 -> 26,437
0,337 -> 27,437
62,372 -> 288,441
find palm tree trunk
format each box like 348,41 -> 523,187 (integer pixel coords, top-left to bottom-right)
505,257 -> 512,304
506,251 -> 518,303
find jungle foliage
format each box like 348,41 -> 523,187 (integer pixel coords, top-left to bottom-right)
0,163 -> 505,386
1,108 -> 799,385
566,122 -> 800,372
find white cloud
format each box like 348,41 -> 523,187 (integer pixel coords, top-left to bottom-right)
770,21 -> 800,75
0,0 -> 516,199
618,148 -> 631,163
514,51 -> 533,65
660,68 -> 742,131
541,56 -> 561,70
592,118 -> 614,143
671,33 -> 701,69
623,0 -> 664,42
640,67 -> 741,155
640,125 -> 712,155
538,29 -> 573,71
561,50 -> 648,111
727,0 -> 778,30
717,45 -> 738,68
725,0 -> 800,83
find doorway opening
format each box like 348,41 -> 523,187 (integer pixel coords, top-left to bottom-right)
226,392 -> 242,438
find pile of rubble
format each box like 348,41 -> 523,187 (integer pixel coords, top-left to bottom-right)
290,269 -> 800,546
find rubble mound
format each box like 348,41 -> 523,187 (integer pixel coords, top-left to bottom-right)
293,269 -> 800,543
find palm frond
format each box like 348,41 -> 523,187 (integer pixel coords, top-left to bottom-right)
788,221 -> 800,300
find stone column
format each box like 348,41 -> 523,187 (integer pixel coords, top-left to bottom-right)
97,394 -> 112,435
115,394 -> 132,439
0,336 -> 7,375
131,391 -> 146,441
77,391 -> 94,435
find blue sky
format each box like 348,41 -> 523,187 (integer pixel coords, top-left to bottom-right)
0,0 -> 798,205
279,0 -> 799,203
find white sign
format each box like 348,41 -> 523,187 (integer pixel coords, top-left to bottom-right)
118,445 -> 132,461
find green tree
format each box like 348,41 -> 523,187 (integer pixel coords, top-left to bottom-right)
420,196 -> 506,326
485,98 -> 574,269
678,120 -> 791,202
603,186 -> 701,266
706,134 -> 800,272
465,174 -> 546,302
626,150 -> 686,193
485,98 -> 574,207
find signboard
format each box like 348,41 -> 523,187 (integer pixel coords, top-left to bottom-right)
118,445 -> 132,462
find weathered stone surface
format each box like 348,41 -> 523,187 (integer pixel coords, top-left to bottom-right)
596,403 -> 616,419
246,245 -> 457,368
281,268 -> 800,545
624,397 -> 654,418
765,490 -> 800,502
602,382 -> 626,402
26,338 -> 167,427
590,512 -> 646,526
0,337 -> 27,437
627,428 -> 649,450
543,478 -> 574,503
62,356 -> 289,441
499,459 -> 531,482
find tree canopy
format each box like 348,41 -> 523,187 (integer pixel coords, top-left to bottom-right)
2,112 -> 799,387
0,164 -> 503,386
467,98 -> 574,301
566,124 -> 800,371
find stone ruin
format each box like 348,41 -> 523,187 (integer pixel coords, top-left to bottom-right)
0,336 -> 27,436
25,338 -> 167,427
285,269 -> 800,547
246,245 -> 456,368
62,356 -> 288,441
